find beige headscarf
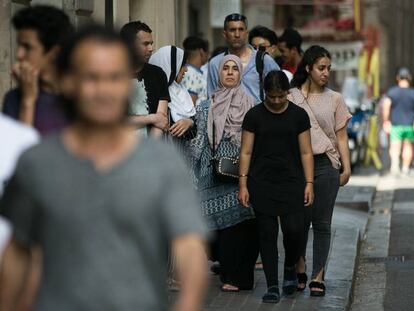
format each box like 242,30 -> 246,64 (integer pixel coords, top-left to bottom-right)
207,55 -> 255,149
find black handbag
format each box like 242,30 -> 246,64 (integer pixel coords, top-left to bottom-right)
211,121 -> 240,183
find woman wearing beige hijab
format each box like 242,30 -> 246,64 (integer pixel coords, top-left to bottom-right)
190,54 -> 258,292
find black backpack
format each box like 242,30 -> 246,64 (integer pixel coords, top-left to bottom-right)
255,48 -> 267,102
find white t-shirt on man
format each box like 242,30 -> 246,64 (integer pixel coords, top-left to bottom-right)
0,114 -> 39,256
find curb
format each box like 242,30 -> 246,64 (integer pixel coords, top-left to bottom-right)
336,186 -> 377,212
336,185 -> 375,310
322,226 -> 361,311
347,229 -> 363,311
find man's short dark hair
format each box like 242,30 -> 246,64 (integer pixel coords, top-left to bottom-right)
120,21 -> 152,44
224,13 -> 248,30
248,26 -> 278,46
57,25 -> 137,121
279,28 -> 303,53
397,67 -> 412,81
182,36 -> 209,53
12,5 -> 74,52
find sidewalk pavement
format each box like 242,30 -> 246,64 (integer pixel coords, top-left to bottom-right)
351,172 -> 414,311
196,206 -> 367,311
169,169 -> 377,310
336,167 -> 379,211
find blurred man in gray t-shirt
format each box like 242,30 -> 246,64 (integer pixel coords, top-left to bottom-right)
0,26 -> 208,311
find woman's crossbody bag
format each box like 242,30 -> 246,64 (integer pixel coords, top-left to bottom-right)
210,121 -> 240,183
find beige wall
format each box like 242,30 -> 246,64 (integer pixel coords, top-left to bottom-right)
91,0 -> 105,23
0,0 -> 178,101
0,0 -> 12,101
244,2 -> 274,30
176,0 -> 189,47
0,0 -> 12,102
0,0 -> 31,102
114,0 -> 130,29
129,0 -> 176,49
31,0 -> 62,8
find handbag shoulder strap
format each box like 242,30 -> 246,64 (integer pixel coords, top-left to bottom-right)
212,119 -> 216,158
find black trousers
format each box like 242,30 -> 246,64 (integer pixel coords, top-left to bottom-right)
301,154 -> 340,279
211,219 -> 259,289
255,210 -> 304,288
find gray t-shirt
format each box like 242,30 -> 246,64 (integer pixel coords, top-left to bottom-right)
0,135 -> 207,311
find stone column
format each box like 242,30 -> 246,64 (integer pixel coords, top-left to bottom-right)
176,0 -> 188,47
113,0 -> 129,29
129,0 -> 176,49
0,0 -> 13,102
0,0 -> 33,103
62,0 -> 94,28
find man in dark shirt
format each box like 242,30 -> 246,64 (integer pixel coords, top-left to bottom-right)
2,6 -> 73,136
278,28 -> 303,75
120,21 -> 170,138
383,68 -> 414,174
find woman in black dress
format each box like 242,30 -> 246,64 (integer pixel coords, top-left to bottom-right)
238,70 -> 314,303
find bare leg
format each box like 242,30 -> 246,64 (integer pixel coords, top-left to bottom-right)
389,141 -> 402,174
401,140 -> 413,172
296,256 -> 306,273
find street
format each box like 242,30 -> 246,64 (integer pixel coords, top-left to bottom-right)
169,167 -> 414,310
350,172 -> 414,311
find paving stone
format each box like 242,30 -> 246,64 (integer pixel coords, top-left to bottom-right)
170,181 -> 374,310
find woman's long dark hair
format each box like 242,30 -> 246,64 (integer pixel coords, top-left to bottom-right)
290,45 -> 331,89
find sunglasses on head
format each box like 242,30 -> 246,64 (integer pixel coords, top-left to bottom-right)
224,13 -> 248,27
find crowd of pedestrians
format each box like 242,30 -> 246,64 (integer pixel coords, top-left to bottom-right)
0,6 -> 354,310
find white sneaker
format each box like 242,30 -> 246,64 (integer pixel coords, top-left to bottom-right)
401,167 -> 411,176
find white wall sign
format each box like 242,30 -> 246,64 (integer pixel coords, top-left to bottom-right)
304,41 -> 364,71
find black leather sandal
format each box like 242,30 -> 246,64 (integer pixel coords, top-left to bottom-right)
282,279 -> 298,296
262,286 -> 280,303
297,272 -> 308,292
283,267 -> 298,295
309,281 -> 326,297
